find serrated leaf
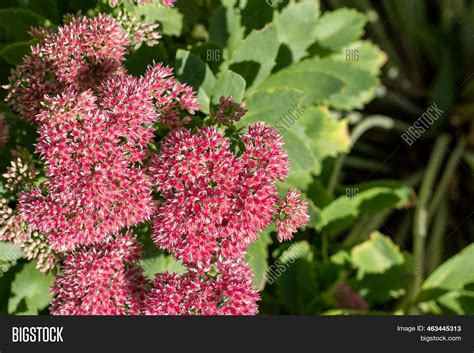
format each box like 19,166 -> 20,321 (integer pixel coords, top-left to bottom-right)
329,41 -> 387,75
351,232 -> 404,278
274,0 -> 320,62
176,49 -> 216,114
8,261 -> 53,315
246,229 -> 272,291
257,59 -> 344,107
229,25 -> 280,90
261,57 -> 379,110
211,70 -> 246,104
314,8 -> 367,51
297,106 -> 350,175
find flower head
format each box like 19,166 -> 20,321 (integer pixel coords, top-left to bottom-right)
117,11 -> 161,47
241,123 -> 289,181
144,262 -> 259,315
144,63 -> 199,127
51,233 -> 149,315
276,189 -> 309,242
0,199 -> 58,273
151,124 -> 292,268
212,96 -> 247,124
19,90 -> 154,252
5,15 -> 128,121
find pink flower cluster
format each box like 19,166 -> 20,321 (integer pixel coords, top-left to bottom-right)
118,11 -> 161,47
6,15 -> 198,253
19,88 -> 155,252
145,262 -> 258,315
50,233 -> 149,315
5,15 -> 129,122
150,124 -> 307,269
0,199 -> 58,273
212,96 -> 247,124
4,14 -> 309,316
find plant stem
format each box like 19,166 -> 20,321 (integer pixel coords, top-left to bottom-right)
427,136 -> 466,224
407,134 -> 451,311
426,201 -> 449,275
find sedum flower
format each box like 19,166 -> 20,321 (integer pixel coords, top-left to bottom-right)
276,189 -> 309,242
144,262 -> 259,315
241,122 -> 289,182
5,15 -> 129,122
0,198 -> 58,273
212,96 -> 247,124
2,157 -> 40,192
117,11 -> 161,47
150,123 -> 303,268
51,233 -> 149,315
144,63 -> 200,128
19,89 -> 155,252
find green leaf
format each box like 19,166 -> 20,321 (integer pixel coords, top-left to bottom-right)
329,40 -> 387,75
261,57 -> 379,110
176,49 -> 216,114
257,58 -> 344,107
351,232 -> 404,278
140,254 -> 186,280
314,8 -> 367,51
8,262 -> 53,315
209,5 -> 244,61
0,241 -> 23,263
438,291 -> 474,315
297,106 -> 350,175
0,41 -> 34,66
350,253 -> 415,303
315,180 -> 413,233
246,229 -> 272,291
422,244 -> 474,294
275,241 -> 319,314
0,8 -> 44,43
274,0 -> 320,62
131,3 -> 183,36
0,241 -> 23,274
211,70 -> 246,104
229,25 -> 280,90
